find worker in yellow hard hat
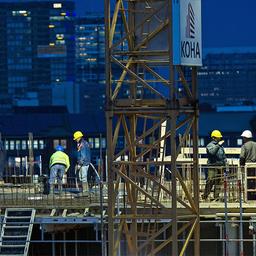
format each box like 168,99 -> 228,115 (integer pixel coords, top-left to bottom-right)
202,130 -> 227,201
73,131 -> 84,141
73,130 -> 91,196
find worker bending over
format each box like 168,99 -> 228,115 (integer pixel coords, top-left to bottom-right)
49,145 -> 70,194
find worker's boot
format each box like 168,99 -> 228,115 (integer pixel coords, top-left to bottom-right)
82,182 -> 89,196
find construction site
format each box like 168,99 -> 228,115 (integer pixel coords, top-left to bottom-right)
1,0 -> 256,255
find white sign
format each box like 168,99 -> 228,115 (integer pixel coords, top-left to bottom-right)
173,0 -> 202,66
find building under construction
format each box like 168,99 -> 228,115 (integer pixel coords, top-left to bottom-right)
1,0 -> 256,256
0,147 -> 256,256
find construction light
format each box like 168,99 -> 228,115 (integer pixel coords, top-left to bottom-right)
53,3 -> 62,9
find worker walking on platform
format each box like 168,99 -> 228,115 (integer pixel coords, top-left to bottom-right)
73,130 -> 91,195
49,145 -> 70,194
202,130 -> 227,201
240,130 -> 256,166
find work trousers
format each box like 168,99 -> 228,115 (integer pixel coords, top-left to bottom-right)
78,165 -> 89,183
49,164 -> 65,185
203,167 -> 223,199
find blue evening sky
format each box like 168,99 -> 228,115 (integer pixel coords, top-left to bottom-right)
75,0 -> 255,48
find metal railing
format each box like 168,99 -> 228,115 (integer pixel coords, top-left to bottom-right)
0,163 -> 255,208
0,176 -> 107,209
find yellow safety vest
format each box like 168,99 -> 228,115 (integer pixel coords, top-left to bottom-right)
49,151 -> 70,172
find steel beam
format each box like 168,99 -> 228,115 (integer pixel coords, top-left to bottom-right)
105,0 -> 200,255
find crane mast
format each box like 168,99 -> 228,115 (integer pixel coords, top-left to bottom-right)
105,0 -> 201,255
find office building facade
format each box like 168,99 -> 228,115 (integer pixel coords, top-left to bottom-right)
0,0 -> 76,113
76,15 -> 127,113
75,15 -> 106,113
198,47 -> 256,107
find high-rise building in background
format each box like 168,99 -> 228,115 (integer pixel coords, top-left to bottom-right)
75,14 -> 125,113
198,47 -> 256,108
0,0 -> 77,113
75,15 -> 106,113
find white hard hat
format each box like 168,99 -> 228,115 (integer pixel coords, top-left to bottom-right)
249,225 -> 254,230
241,130 -> 253,138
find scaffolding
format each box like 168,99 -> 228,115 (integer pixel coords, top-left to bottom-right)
105,0 -> 201,254
1,159 -> 256,255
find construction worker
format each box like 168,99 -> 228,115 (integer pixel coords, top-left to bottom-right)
73,131 -> 91,195
202,130 -> 227,201
240,130 -> 256,166
49,145 -> 70,194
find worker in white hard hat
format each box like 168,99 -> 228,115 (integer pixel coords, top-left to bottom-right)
202,130 -> 227,201
240,130 -> 256,166
73,130 -> 91,196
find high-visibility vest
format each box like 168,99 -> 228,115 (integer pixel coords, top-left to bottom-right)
49,151 -> 70,172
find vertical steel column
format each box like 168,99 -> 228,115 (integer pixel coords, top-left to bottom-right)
168,1 -> 178,254
238,176 -> 244,256
41,225 -> 44,240
51,233 -> 55,256
28,132 -> 34,180
75,230 -> 78,256
171,111 -> 178,256
192,67 -> 200,256
105,0 -> 114,254
63,232 -> 66,256
128,0 -> 137,252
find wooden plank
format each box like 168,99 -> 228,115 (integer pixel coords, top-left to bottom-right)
182,147 -> 241,155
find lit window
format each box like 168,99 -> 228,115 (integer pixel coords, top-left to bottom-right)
56,34 -> 64,40
39,140 -> 44,150
88,138 -> 94,148
101,138 -> 106,148
198,138 -> 204,146
33,140 -> 38,150
53,139 -> 60,149
5,141 -> 9,150
95,138 -> 100,148
22,140 -> 27,150
15,140 -> 20,150
237,139 -> 243,146
10,140 -> 15,150
53,3 -> 62,8
60,139 -> 67,149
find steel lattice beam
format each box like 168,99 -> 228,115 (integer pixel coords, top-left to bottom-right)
105,0 -> 200,255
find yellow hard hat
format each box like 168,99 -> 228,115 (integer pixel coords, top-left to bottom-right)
211,130 -> 222,138
73,131 -> 83,140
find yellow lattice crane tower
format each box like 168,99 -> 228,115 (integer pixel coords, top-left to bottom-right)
105,0 -> 202,255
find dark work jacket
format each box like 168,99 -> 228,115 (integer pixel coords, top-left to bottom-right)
240,140 -> 256,166
77,139 -> 91,166
206,140 -> 226,166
